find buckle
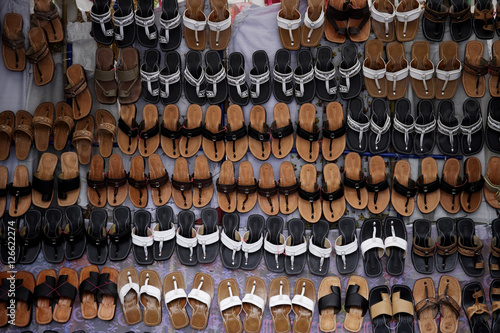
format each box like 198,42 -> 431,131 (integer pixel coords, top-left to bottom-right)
170,134 -> 176,140
232,134 -> 237,141
259,134 -> 264,141
278,131 -> 283,138
309,134 -> 314,141
330,132 -> 336,139
212,135 -> 217,142
406,190 -> 412,197
187,132 -> 192,139
423,186 -> 428,193
373,186 -> 379,193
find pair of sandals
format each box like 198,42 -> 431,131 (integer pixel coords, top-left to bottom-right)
463,279 -> 500,333
79,265 -> 118,320
463,40 -> 500,98
421,0 -> 472,42
117,104 -> 160,157
369,284 -> 414,333
326,0 -> 371,43
0,109 -> 33,161
34,102 -> 74,152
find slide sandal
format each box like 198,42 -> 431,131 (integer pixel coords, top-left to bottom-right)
264,216 -> 286,273
184,51 -> 207,104
159,0 -> 181,51
109,206 -> 132,261
34,0 -> 63,42
250,50 -> 272,105
414,100 -> 436,155
462,41 -> 488,98
95,109 -> 116,158
437,275 -> 461,333
163,272 -> 189,329
440,158 -> 464,214
2,13 -> 26,71
435,217 -> 458,273
241,215 -> 264,270
117,47 -> 141,105
202,105 -> 225,162
94,47 -> 117,104
33,102 -> 54,152
485,156 -> 500,209
384,217 -> 407,276
228,52 -> 250,106
461,157 -> 484,213
79,265 -> 99,319
298,164 -> 321,223
291,279 -> 316,333
172,157 -> 193,209
336,217 -> 359,275
176,210 -> 198,266
13,110 -> 33,161
179,104 -> 203,157
457,217 -> 485,277
13,271 -> 35,327
318,276 -> 341,332
368,285 -> 391,333
436,41 -> 461,99
183,0 -> 207,50
148,153 -> 171,206
52,267 -> 78,323
0,111 -> 14,161
196,208 -> 219,264
27,27 -> 54,86
86,208 -> 108,265
248,106 -> 271,160
363,39 -> 387,98
449,0 -> 472,41
205,51 -> 227,104
369,98 -> 391,154
315,46 -> 337,101
271,103 -> 294,158
72,115 -> 94,165
258,163 -> 279,215
339,44 -> 362,99
347,0 -> 371,42
188,273 -> 214,330
117,267 -> 142,325
322,101 -> 345,161
128,155 -> 148,208
392,98 -> 414,154
226,105 -> 248,162
193,155 -> 213,208
416,157 -> 440,213
220,213 -> 242,269
65,64 -> 91,119
491,218 -> 500,278
139,270 -> 162,326
473,0 -> 494,39
131,210 -> 154,265
117,104 -> 138,155
360,218 -> 384,277
153,206 -> 176,261
273,49 -> 294,104
413,278 -> 438,333
344,275 -> 369,333
42,208 -> 64,263
242,277 -> 267,333
391,160 -> 416,216
460,99 -> 484,156
412,219 -> 435,274
294,50 -> 315,104
8,165 -> 31,217
346,97 -> 369,152
344,152 -> 368,209
367,156 -> 390,214
138,104 -> 160,157
386,41 -> 409,100
218,279 -> 243,333
285,218 -> 307,275
160,52 -> 182,104
135,0 -> 158,47
34,269 -> 56,324
90,0 -> 114,45
462,282 -> 490,333
307,219 -> 332,275
322,163 -> 345,222
237,161 -> 258,213
296,103 -> 319,162
97,267 -> 118,321
107,154 -> 128,206
422,0 -> 447,41
392,285 -> 415,333
32,152 -> 57,209
64,205 -> 86,261
160,105 -> 181,158
268,277 -> 292,332
410,41 -> 435,99
217,160 -> 237,213
87,155 -> 107,207
487,98 -> 500,153
278,161 -> 299,215
278,0 -> 301,50
18,209 -> 42,264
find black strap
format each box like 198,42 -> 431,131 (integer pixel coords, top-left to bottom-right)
441,178 -> 465,195
296,123 -> 320,142
323,121 -> 346,140
14,279 -> 33,308
192,174 -> 213,205
345,284 -> 369,316
0,279 -> 10,303
171,177 -> 193,207
226,125 -> 247,142
139,121 -> 160,140
326,3 -> 349,36
127,174 -> 148,189
118,117 -> 139,138
109,222 -> 131,244
322,183 -> 344,202
318,285 -> 342,314
202,126 -> 226,142
0,187 -> 7,198
33,275 -> 57,305
248,124 -> 270,142
148,172 -> 170,205
298,184 -> 321,219
32,173 -> 54,202
348,4 -> 370,35
78,271 -> 100,299
180,125 -> 203,138
216,179 -> 238,210
271,121 -> 294,139
463,176 -> 484,193
344,173 -> 366,204
95,273 -> 117,306
106,173 -> 128,205
8,183 -> 32,198
161,123 -> 181,140
366,177 -> 389,193
57,175 -> 80,200
393,178 -> 417,198
417,176 -> 441,194
54,274 -> 77,307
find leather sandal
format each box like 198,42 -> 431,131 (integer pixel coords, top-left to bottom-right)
410,41 -> 435,99
268,277 -> 292,333
392,98 -> 414,154
278,161 -> 299,215
86,209 -> 108,264
139,270 -> 162,326
192,155 -> 214,208
160,105 -> 181,158
117,267 -> 142,325
369,98 -> 391,154
322,163 -> 345,223
176,211 -> 197,265
0,111 -> 14,160
53,102 -> 73,151
153,206 -> 175,261
370,0 -> 396,41
184,50 -> 207,105
2,13 -> 26,71
285,218 -> 307,275
440,158 -> 464,214
360,218 -> 384,277
347,0 -> 371,42
250,50 -> 272,105
462,281 -> 490,332
52,268 -> 78,323
384,216 -> 407,276
473,0 -> 494,38
0,167 -> 7,218
72,115 -> 95,165
308,220 -> 331,275
196,208 -> 219,263
435,217 -> 459,272
140,49 -> 160,104
218,279 -> 243,333
485,156 -> 500,209
386,41 -> 409,100
392,285 -> 415,333
292,279 -> 316,333
294,49 -> 315,104
369,285 -> 392,333
422,0 -> 448,42
301,0 -> 325,46
417,157 -> 440,213
367,156 -> 390,214
491,279 -> 500,331
94,47 -> 117,105
135,0 -> 158,48
436,41 -> 461,99
183,0 -> 207,51
57,152 -> 80,207
64,205 -> 86,261
296,103 -> 319,162
79,265 -> 99,319
128,155 -> 148,208
412,219 -> 435,274
208,0 -> 231,50
336,217 -> 359,275
107,154 -> 128,206
33,269 -> 56,324
344,152 -> 368,210
226,105 -> 248,162
298,164 -> 321,223
413,278 -> 438,333
318,276 -> 341,332
65,64 -> 92,120
40,209 -> 63,264
271,103 -> 294,158
315,46 -> 337,101
490,41 -> 500,97
138,104 -> 160,157
346,97 -> 369,152
14,110 -> 33,161
90,0 -> 114,45
325,0 -> 348,43
248,105 -> 271,160
95,109 -> 116,158
228,52 -> 250,106
237,161 -> 258,213
437,275 -> 461,333
220,213 -> 242,269
163,272 -> 189,329
12,271 -> 35,327
159,0 -> 182,51
27,27 -> 54,87
264,216 -> 286,273
117,47 -> 141,105
132,210 -> 154,265
322,101 -> 345,161
117,105 -> 138,155
242,277 -> 267,333
32,153 -> 57,209
462,41 -> 488,98
148,153 -> 171,206
458,218 -> 485,276
339,44 -> 362,99
461,98 -> 484,156
278,0 -> 301,50
391,160 -> 417,216
188,273 -> 214,330
180,104 -> 203,158
160,51 -> 182,104
363,39 -> 388,98
202,105 -> 225,162
241,216 -> 264,271
34,0 -> 63,43
344,275 -> 369,333
112,0 -> 135,47
437,100 -> 459,155
395,0 -> 423,41
205,50 -> 227,104
172,157 -> 193,209
217,160 -> 237,213
109,206 -> 132,261
258,163 -> 279,215
461,157 -> 484,212
450,0 -> 472,41
8,165 -> 31,217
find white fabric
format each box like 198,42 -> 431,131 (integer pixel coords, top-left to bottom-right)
176,228 -> 198,261
242,233 -> 264,265
370,0 -> 395,37
308,237 -> 332,271
386,65 -> 409,96
303,9 -> 324,42
197,229 -> 220,259
277,10 -> 301,46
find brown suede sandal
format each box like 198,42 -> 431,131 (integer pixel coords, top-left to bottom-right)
117,267 -> 142,325
2,13 -> 26,71
490,41 -> 500,98
0,111 -> 14,160
395,0 -> 421,42
180,104 -> 203,158
72,115 -> 94,165
440,158 -> 463,214
248,105 -> 271,160
52,267 -> 79,323
94,47 -> 117,105
14,110 -> 33,161
413,278 -> 438,333
192,155 -> 213,208
202,105 -> 225,162
34,269 -> 57,324
242,276 -> 267,333
301,0 -> 325,47
237,161 -> 258,213
65,64 -> 92,120
27,27 -> 54,86
13,271 -> 35,327
95,109 -> 116,158
325,0 -> 348,43
485,156 -> 500,209
163,272 -> 189,329
363,39 -> 388,98
161,104 -> 181,158
87,155 -> 106,208
278,0 -> 301,50
218,278 -> 243,333
391,160 -> 417,216
410,41 -> 436,100
138,104 -> 160,157
172,157 -> 193,209
417,157 -> 441,213
183,0 -> 207,51
296,103 -> 319,163
53,102 -> 73,151
226,105 -> 248,162
318,276 -> 341,332
34,0 -> 63,43
272,103 -> 294,158
278,161 -> 299,215
208,0 -> 232,50
322,163 -> 345,223
32,152 -> 58,209
386,41 -> 409,101
0,166 -> 7,217
460,157 -> 483,213
298,164 -> 321,223
217,160 -> 237,213
436,41 -> 461,100
128,155 -> 148,208
344,152 -> 368,210
117,104 -> 138,155
188,273 -> 214,330
107,153 -> 128,207
347,0 -> 371,42
462,41 -> 488,98
322,101 -> 346,161
80,265 -> 99,320
97,267 -> 118,321
344,275 -> 369,333
57,152 -> 80,207
8,165 -> 31,217
437,275 -> 461,333
258,163 -> 279,215
367,156 -> 390,214
268,277 -> 292,333
139,270 -> 162,326
117,47 -> 141,105
370,0 -> 396,41
149,153 -> 171,206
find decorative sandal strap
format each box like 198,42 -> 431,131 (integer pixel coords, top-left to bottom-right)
208,10 -> 231,47
205,66 -> 226,99
135,12 -> 157,40
159,12 -> 181,44
113,10 -> 135,41
140,65 -> 160,97
294,66 -> 315,98
339,59 -> 361,93
437,117 -> 460,152
250,69 -> 270,99
461,115 -> 483,152
273,66 -> 294,97
393,114 -> 415,150
277,10 -> 301,47
184,66 -> 206,98
90,9 -> 114,37
227,72 -> 249,98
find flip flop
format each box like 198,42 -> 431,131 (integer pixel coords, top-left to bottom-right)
86,208 -> 108,265
52,267 -> 79,323
458,217 -> 486,276
271,103 -> 294,158
109,206 -> 132,261
33,269 -> 56,324
34,0 -> 63,43
487,98 -> 500,154
32,152 -> 58,209
153,206 -> 177,261
410,41 -> 435,99
363,39 -> 388,98
241,215 -> 264,270
8,165 -> 31,217
183,0 -> 207,51
33,102 -> 54,152
318,277 -> 341,332
273,49 -> 294,104
163,272 -> 189,329
65,64 -> 92,120
2,13 -> 26,71
344,152 -> 368,210
72,115 -> 95,165
296,103 -> 319,162
117,47 -> 141,105
416,157 -> 441,214
128,155 -> 148,208
368,98 -> 391,154
0,111 -> 14,160
248,106 -> 271,160
264,216 -> 286,273
301,0 -> 325,47
13,110 -> 33,161
220,213 -> 242,269
87,155 -> 106,207
94,47 -> 117,105
0,167 -> 6,218
13,271 -> 35,327
278,161 -> 299,215
335,217 -> 359,275
344,275 -> 369,333
436,41 -> 461,99
462,282 -> 490,333
160,51 -> 182,104
391,285 -> 415,333
462,41 -> 488,98
159,0 -> 182,51
307,220 -> 332,275
298,164 -> 321,223
384,216 -> 407,276
196,208 -> 219,264
184,51 -> 207,104
228,52 -> 250,106
370,0 -> 396,41
160,105 -> 181,158
415,100 -> 436,155
437,276 -> 461,333
392,98 -> 414,154
63,205 -> 86,261
176,210 -> 198,266
202,105 -> 225,162
250,50 -> 272,105
339,44 -> 362,99
386,41 -> 409,100
268,277 -> 292,333
242,277 -> 267,333
391,160 -> 417,216
18,209 -> 42,264
117,104 -> 138,155
473,0 -> 495,39
192,155 -> 213,208
42,208 -> 64,263
325,0 -> 349,43
140,49 -> 160,104
205,50 -> 227,104
412,219 -> 435,274
136,0 -> 158,48
440,158 -> 464,214
226,105 -> 248,162
449,0 -> 472,41
461,157 -> 484,213
148,153 -> 171,206
315,46 -> 337,101
172,157 -> 193,209
79,265 -> 99,320
53,102 -> 73,151
97,267 -> 118,321
27,27 -> 54,86
278,0 -> 301,50
322,163 -> 345,223
435,217 -> 459,273
95,109 -> 116,158
217,160 -> 237,213
139,270 -> 162,326
395,0 -> 422,41
107,154 -> 128,206
258,163 -> 279,215
90,0 -> 114,45
346,97 -> 369,153
138,104 -> 160,157
291,279 -> 316,333
367,156 -> 390,214
368,285 -> 392,333
187,273 -> 214,330
285,218 -> 307,275
485,156 -> 500,209
237,161 -> 258,213
360,218 -> 384,277
294,49 -> 315,104
179,104 -> 203,158
117,267 -> 142,325
132,210 -> 154,265
460,98 -> 484,156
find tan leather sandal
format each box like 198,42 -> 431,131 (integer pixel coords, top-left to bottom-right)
296,103 -> 319,163
226,105 -> 248,162
417,157 -> 441,213
180,104 -> 203,158
291,279 -> 316,333
218,278 -> 243,333
117,104 -> 138,155
367,156 -> 390,214
192,155 -> 213,208
436,41 -> 461,100
2,13 -> 26,71
117,47 -> 141,105
9,165 -> 32,217
117,267 -> 142,325
217,160 -> 237,213
395,0 -> 422,42
0,111 -> 14,160
413,278 -> 438,333
440,158 -> 463,214
278,0 -> 301,50
95,109 -> 116,158
32,152 -> 58,209
460,157 -> 483,213
437,275 -> 461,333
149,153 -> 171,206
298,164 -> 321,223
53,102 -> 73,151
271,103 -> 294,158
57,152 -> 80,207
138,104 -> 160,157
237,161 -> 257,213
161,104 -> 181,158
13,110 -> 33,161
34,0 -> 63,43
242,277 -> 267,333
87,155 -> 106,207
322,101 -> 345,161
208,0 -> 232,50
391,160 -> 417,216
278,161 -> 299,215
128,155 -> 148,208
344,152 -> 368,210
72,115 -> 94,165
202,105 -> 225,162
363,39 -> 388,98
188,273 -> 214,330
172,157 -> 193,209
32,102 -> 54,152
322,163 -> 345,223
268,277 -> 292,333
462,41 -> 488,98
94,47 -> 117,105
386,41 -> 409,100
0,166 -> 7,217
27,27 -> 54,86
258,163 -> 279,215
370,0 -> 396,41
163,272 -> 189,329
248,105 -> 271,160
301,0 -> 325,47
490,41 -> 500,98
183,0 -> 207,51
107,153 -> 128,207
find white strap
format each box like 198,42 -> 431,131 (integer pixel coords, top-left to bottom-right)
285,236 -> 307,271
264,233 -> 285,269
294,67 -> 315,97
303,9 -> 325,42
370,113 -> 391,150
139,274 -> 162,306
197,229 -> 219,260
131,227 -> 154,260
188,278 -> 212,308
176,228 -> 198,262
386,65 -> 409,96
208,10 -> 231,47
164,276 -> 187,305
119,271 -> 140,305
384,224 -> 407,255
242,292 -> 266,311
153,223 -> 175,257
159,12 -> 182,44
339,59 -> 361,93
436,61 -> 462,96
437,117 -> 459,153
183,12 -> 207,46
160,67 -> 181,99
140,65 -> 160,97
269,280 -> 292,309
221,230 -> 242,265
90,9 -> 114,37
395,1 -> 423,37
370,1 -> 395,37
113,10 -> 135,41
409,61 -> 435,96
227,72 -> 248,98
250,70 -> 270,99
461,115 -> 483,152
291,282 -> 315,314
273,66 -> 294,97
360,222 -> 385,258
334,235 -> 358,270
347,112 -> 370,148
135,12 -> 157,40
308,237 -> 332,272
393,115 -> 415,150
184,67 -> 206,98
363,59 -> 386,94
205,67 -> 226,98
242,233 -> 264,266
488,112 -> 500,133
314,65 -> 337,95
219,282 -> 242,313
277,10 -> 301,46
415,116 -> 436,152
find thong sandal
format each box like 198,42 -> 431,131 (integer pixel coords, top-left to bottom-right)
180,104 -> 203,158
52,268 -> 78,323
392,98 -> 414,154
95,109 -> 116,158
450,0 -> 472,41
412,219 -> 435,274
325,0 -> 349,43
163,272 -> 189,329
473,0 -> 495,39
395,0 -> 422,42
417,157 -> 441,213
0,111 -> 14,160
248,106 -> 271,160
271,103 -> 294,158
217,160 -> 237,213
360,218 -> 384,277
140,49 -> 160,104
135,0 -> 158,48
291,279 -> 316,333
94,47 -> 117,105
285,218 -> 307,275
308,220 -> 331,275
367,156 -> 390,214
491,279 -> 500,331
462,41 -> 488,98
87,209 -> 108,264
192,155 -> 214,208
208,0 -> 232,50
196,208 -> 219,263
107,154 -> 128,207
8,165 -> 31,217
296,103 -> 319,162
159,0 -> 182,51
264,216 -> 286,273
109,206 -> 132,261
242,277 -> 267,333
339,44 -> 362,99
269,277 -> 292,333
138,104 -> 160,157
139,270 -> 162,326
90,0 -> 114,45
72,115 -> 95,165
113,0 -> 135,47
462,282 -> 490,332
161,105 -> 181,158
34,0 -> 63,43
278,161 -> 299,215
440,158 -> 464,214
461,99 -> 484,156
13,110 -> 33,161
202,105 -> 225,162
369,98 -> 391,154
205,51 -> 227,104
458,218 -> 485,277
347,0 -> 371,42
148,153 -> 171,206
2,13 -> 26,71
117,47 -> 141,105
322,102 -> 345,162
172,157 -> 193,209
490,41 -> 500,97
64,205 -> 86,261
391,160 -> 417,216
132,210 -> 154,265
237,161 -> 258,213
437,100 -> 458,155
369,285 -> 392,333
57,152 -> 80,207
33,269 -> 56,324
386,41 -> 409,100
128,155 -> 148,208
322,163 -> 345,223
278,0 -> 301,50
250,50 -> 272,105
461,157 -> 484,213
42,208 -> 64,263
315,46 -> 337,101
346,97 -> 369,153
435,217 -> 459,273
344,152 -> 368,210
273,49 -> 294,104
436,41 -> 461,99
13,271 -> 35,327
485,156 -> 500,209
160,51 -> 182,104
258,163 -> 279,215
370,0 -> 396,41
301,0 -> 325,46
188,273 -> 214,330
0,167 -> 6,217
384,217 -> 407,276
410,41 -> 435,99
153,206 -> 176,261
226,105 -> 248,162
218,279 -> 243,333
298,164 -> 321,223
27,27 -> 54,86
117,267 -> 142,325
294,50 -> 315,104
32,152 -> 58,209
363,39 -> 388,98
336,217 -> 359,275
33,102 -> 53,152
220,213 -> 242,269
184,51 -> 207,105
422,0 -> 448,42
437,275 -> 461,333
183,0 -> 207,50
65,64 -> 92,120
344,275 -> 369,333
117,104 -> 138,155
228,52 -> 250,106
176,211 -> 198,266
413,278 -> 438,333
318,277 -> 341,332
53,102 -> 73,151
96,267 -> 118,321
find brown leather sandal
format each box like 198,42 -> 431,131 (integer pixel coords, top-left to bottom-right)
32,102 -> 54,152
490,41 -> 500,98
440,158 -> 464,214
322,101 -> 346,161
322,163 -> 345,223
226,105 -> 248,162
278,0 -> 301,50
0,166 -> 7,217
27,27 -> 54,86
2,13 -> 26,71
139,270 -> 162,326
188,273 -> 214,330
391,160 -> 417,216
237,161 -> 257,213
413,278 -> 438,333
80,265 -> 99,319
95,109 -> 116,158
248,105 -> 271,160
325,0 -> 348,43
180,104 -> 203,158
462,41 -> 488,98
278,161 -> 299,215
217,160 -> 237,213
208,0 -> 232,50
87,155 -> 106,207
367,156 -> 390,214
183,0 -> 207,51
94,47 -> 117,105
172,157 -> 193,209
149,153 -> 171,206
258,163 -> 279,215
65,64 -> 92,120
292,278 -> 316,333
344,152 -> 368,210
107,153 -> 128,207
128,155 -> 148,208
395,0 -> 421,42
363,39 -> 388,98
13,110 -> 33,161
436,41 -> 461,100
386,41 -> 409,100
73,115 -> 94,165
34,269 -> 56,324
161,104 -> 181,158
485,156 -> 500,209
57,152 -> 80,207
192,155 -> 213,208
97,267 -> 118,321
117,267 -> 142,325
32,152 -> 58,209
0,111 -> 14,160
53,102 -> 73,151
410,41 -> 435,100
242,276 -> 267,333
301,0 -> 325,47
370,0 -> 396,41
417,157 -> 441,213
117,104 -> 138,155
296,103 -> 319,163
9,165 -> 31,217
218,278 -> 243,333
202,105 -> 225,162
268,277 -> 292,333
347,0 -> 371,42
13,271 -> 35,327
138,104 -> 160,157
52,267 -> 79,323
272,103 -> 294,158
163,272 -> 189,329
437,275 -> 461,333
117,47 -> 141,105
460,157 -> 483,213
298,164 -> 321,223
34,0 -> 63,43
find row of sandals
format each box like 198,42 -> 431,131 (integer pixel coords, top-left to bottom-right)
4,267 -> 500,333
